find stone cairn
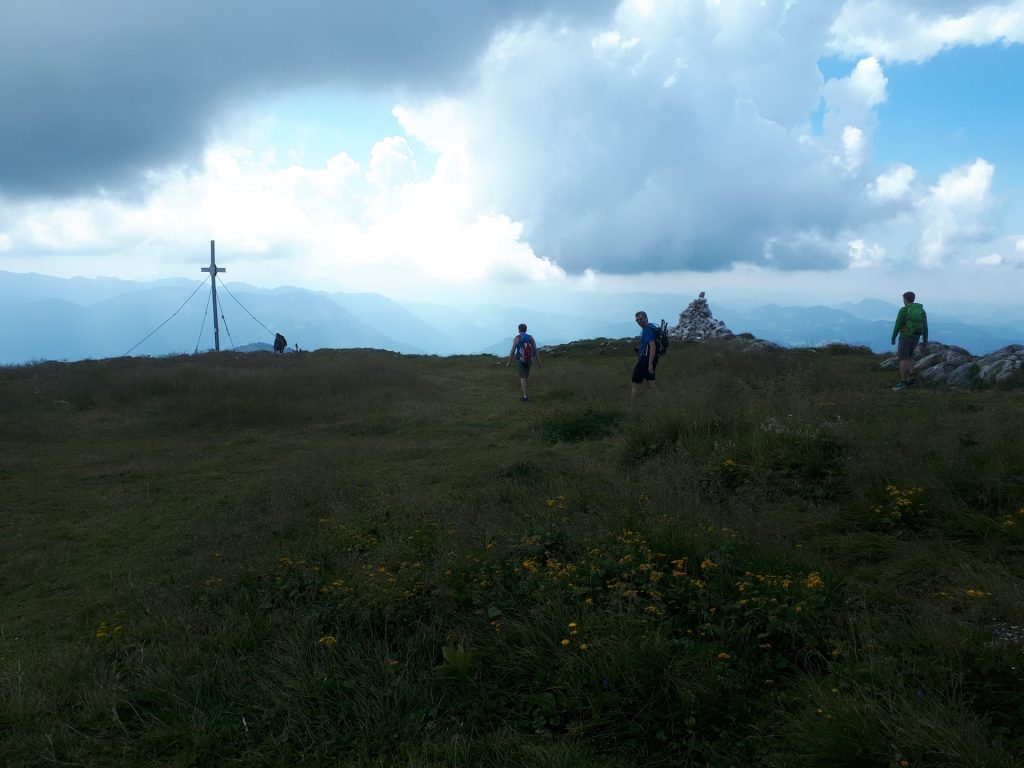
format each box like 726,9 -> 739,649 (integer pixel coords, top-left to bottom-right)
668,291 -> 736,342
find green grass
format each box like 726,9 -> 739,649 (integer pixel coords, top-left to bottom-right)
2,342 -> 1023,766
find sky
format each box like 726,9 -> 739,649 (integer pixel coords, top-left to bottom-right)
1,0 -> 1023,313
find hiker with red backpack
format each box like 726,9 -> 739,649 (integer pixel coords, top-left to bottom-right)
507,323 -> 540,401
891,291 -> 929,390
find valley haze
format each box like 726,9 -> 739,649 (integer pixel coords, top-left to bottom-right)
3,271 -> 1021,366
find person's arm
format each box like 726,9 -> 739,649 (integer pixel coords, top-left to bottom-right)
534,342 -> 540,368
647,338 -> 656,372
922,310 -> 929,345
507,337 -> 517,366
891,307 -> 907,344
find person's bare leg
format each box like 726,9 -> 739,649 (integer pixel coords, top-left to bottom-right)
899,359 -> 913,382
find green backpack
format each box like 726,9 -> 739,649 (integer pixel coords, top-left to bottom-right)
904,303 -> 926,336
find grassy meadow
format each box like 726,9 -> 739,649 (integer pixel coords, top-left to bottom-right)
1,339 -> 1023,767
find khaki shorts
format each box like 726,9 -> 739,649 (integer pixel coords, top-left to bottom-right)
897,335 -> 920,361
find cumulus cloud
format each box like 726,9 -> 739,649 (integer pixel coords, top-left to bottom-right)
976,253 -> 1004,265
390,0 -> 879,274
848,239 -> 887,267
0,0 -> 618,197
0,140 -> 562,291
831,0 -> 1024,62
820,57 -> 887,140
915,158 -> 997,265
840,126 -> 868,174
869,164 -> 917,202
367,138 -> 417,186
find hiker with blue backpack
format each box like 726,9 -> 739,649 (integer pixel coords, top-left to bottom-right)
507,323 -> 540,401
631,311 -> 667,402
890,291 -> 928,390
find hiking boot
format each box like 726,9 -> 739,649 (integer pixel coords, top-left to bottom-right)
522,395 -> 529,401
892,382 -> 908,390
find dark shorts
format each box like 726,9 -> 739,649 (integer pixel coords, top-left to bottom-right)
897,335 -> 920,361
631,355 -> 658,384
516,360 -> 532,378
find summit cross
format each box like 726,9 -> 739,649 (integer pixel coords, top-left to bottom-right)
201,240 -> 226,352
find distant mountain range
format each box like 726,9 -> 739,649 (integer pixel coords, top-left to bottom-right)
2,271 -> 1020,365
718,301 -> 1022,356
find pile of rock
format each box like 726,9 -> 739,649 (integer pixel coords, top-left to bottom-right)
880,342 -> 1024,387
668,291 -> 735,342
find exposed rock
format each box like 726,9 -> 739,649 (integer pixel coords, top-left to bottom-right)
880,342 -> 1024,387
668,292 -> 735,342
730,335 -> 783,352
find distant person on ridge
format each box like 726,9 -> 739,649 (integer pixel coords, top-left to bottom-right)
507,323 -> 539,401
890,291 -> 928,390
631,310 -> 658,402
274,333 -> 287,354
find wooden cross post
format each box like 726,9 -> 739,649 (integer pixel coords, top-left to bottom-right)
201,240 -> 226,352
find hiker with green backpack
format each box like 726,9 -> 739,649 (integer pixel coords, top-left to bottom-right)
890,291 -> 929,390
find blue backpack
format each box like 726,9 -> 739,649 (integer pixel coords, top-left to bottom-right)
515,333 -> 535,363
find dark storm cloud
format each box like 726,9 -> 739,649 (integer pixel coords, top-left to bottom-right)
0,0 -> 617,198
